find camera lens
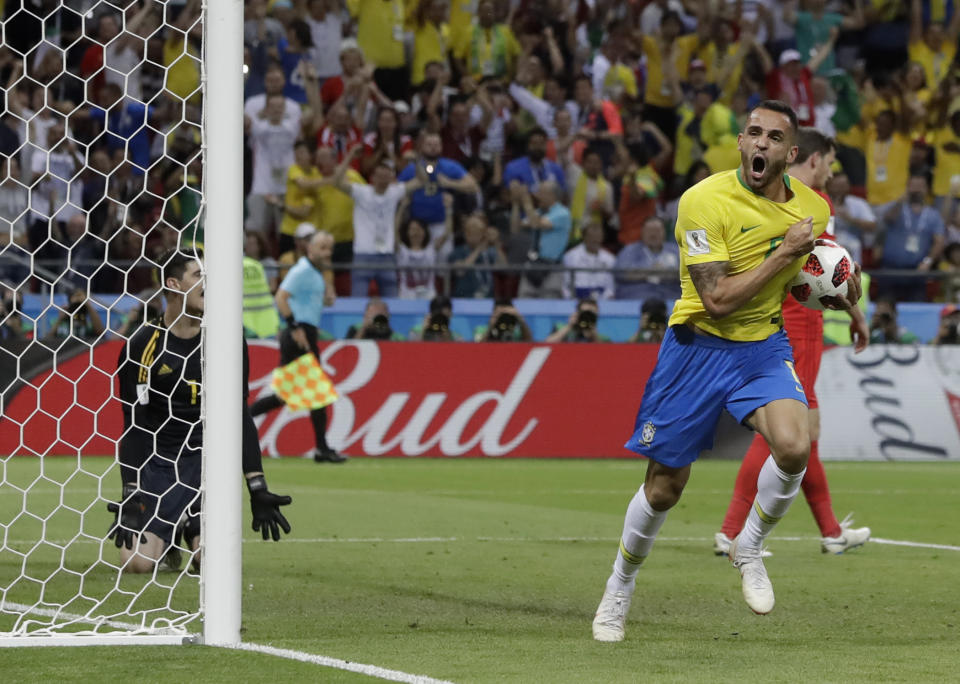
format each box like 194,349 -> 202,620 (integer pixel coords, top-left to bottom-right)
577,310 -> 597,327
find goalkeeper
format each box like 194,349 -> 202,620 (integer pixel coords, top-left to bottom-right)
109,248 -> 293,574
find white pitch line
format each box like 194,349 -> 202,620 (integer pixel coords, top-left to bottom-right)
1,602 -> 455,683
229,642 -> 456,684
0,601 -> 173,633
5,535 -> 960,551
869,537 -> 960,552
244,535 -> 960,551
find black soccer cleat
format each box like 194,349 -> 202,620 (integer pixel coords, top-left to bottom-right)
313,448 -> 348,464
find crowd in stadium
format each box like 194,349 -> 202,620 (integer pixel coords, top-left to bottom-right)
1,0 -> 960,343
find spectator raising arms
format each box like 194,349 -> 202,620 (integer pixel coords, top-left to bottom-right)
332,145 -> 429,297
245,94 -> 301,236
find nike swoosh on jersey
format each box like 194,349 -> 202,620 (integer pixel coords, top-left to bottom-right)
740,224 -> 762,233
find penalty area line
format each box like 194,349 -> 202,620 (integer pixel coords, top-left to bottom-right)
231,642 -> 456,684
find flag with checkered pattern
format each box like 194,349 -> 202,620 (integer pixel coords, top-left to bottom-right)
270,353 -> 339,410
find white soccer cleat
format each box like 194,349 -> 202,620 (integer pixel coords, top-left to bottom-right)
592,590 -> 632,642
714,532 -> 772,557
822,514 -> 871,554
729,535 -> 775,615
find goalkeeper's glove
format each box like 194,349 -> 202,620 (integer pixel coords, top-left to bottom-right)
247,475 -> 292,542
106,484 -> 147,550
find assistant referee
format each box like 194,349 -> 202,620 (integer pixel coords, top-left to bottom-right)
249,230 -> 346,463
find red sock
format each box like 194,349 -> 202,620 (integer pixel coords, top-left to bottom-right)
800,440 -> 842,538
720,432 -> 769,539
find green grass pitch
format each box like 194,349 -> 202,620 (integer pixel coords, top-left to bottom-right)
1,457 -> 959,682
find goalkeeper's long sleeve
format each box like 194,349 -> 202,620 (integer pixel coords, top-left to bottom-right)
242,337 -> 265,476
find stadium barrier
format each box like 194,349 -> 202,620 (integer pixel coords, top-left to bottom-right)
1,339 -> 957,460
16,292 -> 954,342
20,256 -> 960,304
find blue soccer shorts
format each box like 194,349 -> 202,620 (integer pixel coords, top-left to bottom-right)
625,325 -> 807,468
140,446 -> 201,546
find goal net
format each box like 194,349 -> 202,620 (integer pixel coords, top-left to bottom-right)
0,0 -> 241,645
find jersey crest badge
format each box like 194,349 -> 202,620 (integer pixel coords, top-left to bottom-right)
685,229 -> 709,256
640,421 -> 656,446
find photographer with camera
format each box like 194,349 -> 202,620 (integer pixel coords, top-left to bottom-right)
474,298 -> 533,342
46,288 -> 105,342
409,295 -> 461,342
0,284 -> 28,342
628,298 -> 669,343
869,297 -> 919,344
546,298 -> 609,343
933,304 -> 960,345
346,297 -> 405,341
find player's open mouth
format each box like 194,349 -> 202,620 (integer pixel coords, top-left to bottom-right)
750,155 -> 766,180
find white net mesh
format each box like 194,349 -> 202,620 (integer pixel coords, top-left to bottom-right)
0,0 -> 207,639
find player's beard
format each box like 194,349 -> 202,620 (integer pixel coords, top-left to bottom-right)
742,150 -> 787,192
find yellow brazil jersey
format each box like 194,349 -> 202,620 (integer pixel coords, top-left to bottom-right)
931,124 -> 960,197
865,129 -> 911,205
412,22 -> 449,85
669,169 -> 829,341
447,0 -> 476,56
317,168 -> 366,243
281,164 -> 320,238
347,0 -> 406,69
164,34 -> 200,103
642,35 -> 702,108
909,40 -> 956,89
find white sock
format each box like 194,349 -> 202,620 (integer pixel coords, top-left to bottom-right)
605,484 -> 668,595
739,455 -> 805,552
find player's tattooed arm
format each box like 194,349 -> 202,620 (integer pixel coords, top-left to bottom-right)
687,261 -> 729,301
688,246 -> 793,319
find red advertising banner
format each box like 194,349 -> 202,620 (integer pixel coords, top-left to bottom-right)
0,340 -> 660,458
250,340 -> 659,458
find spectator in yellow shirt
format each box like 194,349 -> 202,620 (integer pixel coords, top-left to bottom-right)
454,0 -> 521,82
908,0 -> 960,88
930,107 -> 960,207
280,141 -> 323,254
347,0 -> 409,100
315,145 -> 367,294
633,10 -> 707,142
164,0 -> 202,104
411,0 -> 449,86
865,109 -> 913,212
446,0 -> 475,55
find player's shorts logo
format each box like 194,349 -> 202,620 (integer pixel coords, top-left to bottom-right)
685,229 -> 710,256
640,421 -> 656,446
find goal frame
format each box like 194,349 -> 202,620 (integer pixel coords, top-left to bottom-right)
0,0 -> 243,648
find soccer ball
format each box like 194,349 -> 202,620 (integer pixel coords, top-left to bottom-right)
789,238 -> 853,311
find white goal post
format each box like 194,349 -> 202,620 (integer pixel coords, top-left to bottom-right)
201,0 -> 243,647
0,0 -> 243,647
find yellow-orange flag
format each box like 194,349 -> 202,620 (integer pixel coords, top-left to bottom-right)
271,353 -> 339,410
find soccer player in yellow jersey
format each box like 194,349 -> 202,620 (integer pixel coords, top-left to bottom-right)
592,101 -> 863,641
